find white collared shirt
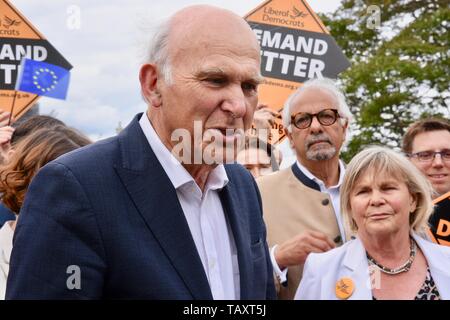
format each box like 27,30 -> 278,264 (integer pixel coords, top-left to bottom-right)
139,113 -> 239,300
296,160 -> 346,240
270,160 -> 346,283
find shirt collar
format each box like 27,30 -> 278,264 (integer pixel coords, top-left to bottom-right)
139,113 -> 228,191
296,159 -> 345,190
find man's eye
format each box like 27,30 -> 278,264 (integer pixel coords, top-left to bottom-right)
417,152 -> 433,159
242,82 -> 257,92
205,78 -> 226,85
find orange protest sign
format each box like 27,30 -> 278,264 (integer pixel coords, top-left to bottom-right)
0,0 -> 72,120
428,191 -> 450,247
245,0 -> 350,144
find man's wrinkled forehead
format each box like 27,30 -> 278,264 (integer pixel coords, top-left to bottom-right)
291,87 -> 338,112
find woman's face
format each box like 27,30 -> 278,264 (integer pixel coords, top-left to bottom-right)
350,170 -> 417,238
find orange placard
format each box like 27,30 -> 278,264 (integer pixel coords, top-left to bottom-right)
428,191 -> 450,247
0,0 -> 72,120
245,0 -> 350,144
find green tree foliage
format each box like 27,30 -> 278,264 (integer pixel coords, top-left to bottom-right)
320,0 -> 449,162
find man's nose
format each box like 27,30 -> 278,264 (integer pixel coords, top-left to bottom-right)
431,153 -> 444,168
221,88 -> 246,119
309,115 -> 323,133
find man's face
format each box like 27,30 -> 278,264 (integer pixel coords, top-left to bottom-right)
287,88 -> 347,163
236,147 -> 273,178
155,15 -> 261,165
410,130 -> 450,197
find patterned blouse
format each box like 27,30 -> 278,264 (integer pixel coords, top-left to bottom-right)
373,268 -> 441,300
415,268 -> 441,300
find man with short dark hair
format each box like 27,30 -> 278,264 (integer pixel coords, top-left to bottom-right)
236,137 -> 282,178
403,118 -> 450,198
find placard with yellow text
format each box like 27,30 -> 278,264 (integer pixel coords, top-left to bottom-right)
428,191 -> 450,246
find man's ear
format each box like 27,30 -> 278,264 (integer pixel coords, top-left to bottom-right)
284,127 -> 294,149
139,64 -> 162,108
341,118 -> 348,142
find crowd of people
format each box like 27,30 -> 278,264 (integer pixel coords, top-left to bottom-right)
0,4 -> 448,300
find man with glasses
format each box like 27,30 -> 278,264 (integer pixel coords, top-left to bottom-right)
257,78 -> 353,299
403,118 -> 450,199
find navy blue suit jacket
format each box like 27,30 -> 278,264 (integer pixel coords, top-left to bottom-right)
6,114 -> 275,299
0,203 -> 15,227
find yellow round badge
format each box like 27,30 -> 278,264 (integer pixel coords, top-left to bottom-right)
335,277 -> 354,299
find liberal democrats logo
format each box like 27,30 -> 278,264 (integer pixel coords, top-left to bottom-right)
2,15 -> 21,28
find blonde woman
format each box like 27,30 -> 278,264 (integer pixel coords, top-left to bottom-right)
295,146 -> 450,300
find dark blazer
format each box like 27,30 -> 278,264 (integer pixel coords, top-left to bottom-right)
0,203 -> 15,228
6,114 -> 275,299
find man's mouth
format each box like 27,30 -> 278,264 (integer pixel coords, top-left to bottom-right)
206,128 -> 243,143
308,140 -> 330,148
428,173 -> 448,180
215,128 -> 227,136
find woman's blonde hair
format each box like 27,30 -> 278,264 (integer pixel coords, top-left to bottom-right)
340,146 -> 434,238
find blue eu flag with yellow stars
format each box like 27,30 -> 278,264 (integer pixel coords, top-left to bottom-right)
15,58 -> 71,100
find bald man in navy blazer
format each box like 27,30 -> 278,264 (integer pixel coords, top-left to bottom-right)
6,5 -> 275,299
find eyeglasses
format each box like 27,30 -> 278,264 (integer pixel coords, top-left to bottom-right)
408,149 -> 450,162
291,109 -> 341,129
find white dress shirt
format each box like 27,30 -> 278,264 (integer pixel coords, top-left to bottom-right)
296,160 -> 346,240
271,160 -> 346,283
139,114 -> 239,300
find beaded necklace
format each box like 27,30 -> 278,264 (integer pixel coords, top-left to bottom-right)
367,238 -> 416,275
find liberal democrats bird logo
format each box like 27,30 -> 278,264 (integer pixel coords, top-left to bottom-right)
290,7 -> 308,20
335,277 -> 355,299
3,16 -> 21,29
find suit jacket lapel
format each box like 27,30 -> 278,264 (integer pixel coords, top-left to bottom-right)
413,234 -> 450,299
115,115 -> 212,299
219,179 -> 252,299
342,238 -> 373,300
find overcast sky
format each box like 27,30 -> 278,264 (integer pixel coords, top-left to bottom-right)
12,0 -> 342,141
